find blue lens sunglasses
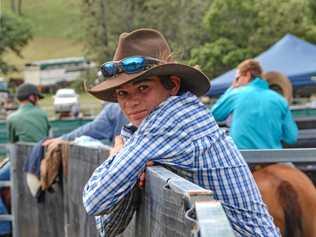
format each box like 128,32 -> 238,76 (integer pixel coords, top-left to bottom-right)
100,56 -> 163,78
85,56 -> 164,90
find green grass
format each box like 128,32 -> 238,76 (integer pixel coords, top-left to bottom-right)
1,0 -> 84,39
1,0 -> 85,78
1,0 -> 103,117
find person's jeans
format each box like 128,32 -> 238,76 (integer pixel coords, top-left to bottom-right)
0,161 -> 11,235
0,162 -> 11,181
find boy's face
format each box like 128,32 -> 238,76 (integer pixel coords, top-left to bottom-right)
115,76 -> 171,127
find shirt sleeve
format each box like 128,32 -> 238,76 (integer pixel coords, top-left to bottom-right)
82,126 -> 192,215
211,87 -> 236,121
61,105 -> 116,141
282,108 -> 298,144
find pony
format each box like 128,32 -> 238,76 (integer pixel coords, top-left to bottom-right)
253,164 -> 316,237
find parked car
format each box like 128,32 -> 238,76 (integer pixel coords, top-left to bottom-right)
53,88 -> 80,113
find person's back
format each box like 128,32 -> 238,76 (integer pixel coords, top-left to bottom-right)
7,83 -> 49,143
1,83 -> 49,236
229,79 -> 297,149
7,103 -> 49,143
212,59 -> 298,149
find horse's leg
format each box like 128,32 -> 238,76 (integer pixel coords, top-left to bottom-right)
258,164 -> 316,237
277,180 -> 303,237
253,170 -> 285,235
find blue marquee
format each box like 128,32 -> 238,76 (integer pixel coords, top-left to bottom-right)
207,34 -> 316,96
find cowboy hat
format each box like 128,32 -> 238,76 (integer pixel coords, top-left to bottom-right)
262,71 -> 293,103
88,28 -> 210,102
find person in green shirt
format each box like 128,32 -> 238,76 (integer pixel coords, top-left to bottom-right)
7,83 -> 50,143
0,83 -> 49,235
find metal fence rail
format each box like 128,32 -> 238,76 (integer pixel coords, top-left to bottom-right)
194,201 -> 234,237
241,148 -> 316,164
138,166 -> 235,237
10,144 -> 234,237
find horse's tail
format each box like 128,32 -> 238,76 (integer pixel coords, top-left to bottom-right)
278,180 -> 303,237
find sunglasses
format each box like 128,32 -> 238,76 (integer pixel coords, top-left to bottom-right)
101,56 -> 163,77
86,56 -> 164,90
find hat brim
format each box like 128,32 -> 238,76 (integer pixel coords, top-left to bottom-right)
88,63 -> 211,102
264,74 -> 293,103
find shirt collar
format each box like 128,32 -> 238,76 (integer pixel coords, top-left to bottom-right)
19,102 -> 34,110
120,92 -> 194,142
249,77 -> 269,89
121,124 -> 137,142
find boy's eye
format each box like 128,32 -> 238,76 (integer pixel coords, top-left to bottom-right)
116,90 -> 127,97
138,85 -> 148,92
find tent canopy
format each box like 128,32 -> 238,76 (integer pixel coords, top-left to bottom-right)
207,34 -> 316,97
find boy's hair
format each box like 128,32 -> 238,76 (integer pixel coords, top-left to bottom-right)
237,59 -> 262,78
159,76 -> 186,95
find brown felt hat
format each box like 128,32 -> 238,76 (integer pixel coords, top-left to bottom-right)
262,71 -> 293,104
88,28 -> 210,102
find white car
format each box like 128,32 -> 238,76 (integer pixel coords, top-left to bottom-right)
53,88 -> 80,113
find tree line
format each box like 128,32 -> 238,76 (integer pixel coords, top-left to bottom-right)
1,0 -> 316,80
81,0 -> 316,79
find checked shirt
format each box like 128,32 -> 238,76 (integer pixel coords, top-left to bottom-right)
83,92 -> 280,237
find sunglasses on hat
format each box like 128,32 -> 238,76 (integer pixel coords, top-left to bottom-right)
86,56 -> 164,89
101,56 -> 164,77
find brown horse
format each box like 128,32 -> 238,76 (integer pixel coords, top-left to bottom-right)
253,164 -> 316,237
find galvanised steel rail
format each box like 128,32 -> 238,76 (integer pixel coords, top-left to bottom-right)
194,200 -> 234,237
149,166 -> 235,237
241,148 -> 316,164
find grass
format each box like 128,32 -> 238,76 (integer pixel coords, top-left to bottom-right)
0,0 -> 103,117
4,38 -> 84,77
1,0 -> 85,78
1,0 -> 84,39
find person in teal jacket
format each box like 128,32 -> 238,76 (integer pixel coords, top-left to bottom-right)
211,59 -> 298,149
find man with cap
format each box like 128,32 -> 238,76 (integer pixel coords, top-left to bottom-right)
211,59 -> 298,149
7,83 -> 50,143
82,29 -> 279,237
0,83 -> 49,235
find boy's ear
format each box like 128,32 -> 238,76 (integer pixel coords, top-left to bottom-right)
169,75 -> 181,95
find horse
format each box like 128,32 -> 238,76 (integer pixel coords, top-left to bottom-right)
253,164 -> 316,237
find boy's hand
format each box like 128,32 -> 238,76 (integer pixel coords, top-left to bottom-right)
138,161 -> 154,188
42,138 -> 62,147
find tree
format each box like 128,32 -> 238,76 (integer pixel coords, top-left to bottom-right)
190,38 -> 252,78
0,12 -> 32,74
10,0 -> 23,16
190,0 -> 316,79
81,0 -> 211,64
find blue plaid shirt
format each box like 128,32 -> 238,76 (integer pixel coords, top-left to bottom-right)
83,92 -> 280,237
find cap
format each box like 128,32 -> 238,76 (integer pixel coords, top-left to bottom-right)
16,83 -> 44,101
